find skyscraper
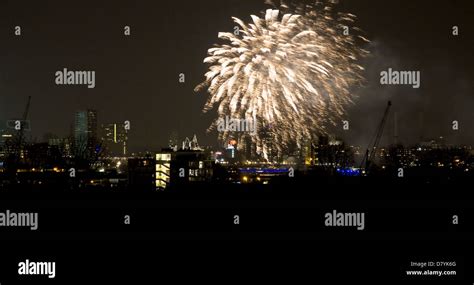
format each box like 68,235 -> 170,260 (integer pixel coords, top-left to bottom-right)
74,110 -> 98,155
101,122 -> 128,156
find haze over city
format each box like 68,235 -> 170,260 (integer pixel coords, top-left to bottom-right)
0,0 -> 472,153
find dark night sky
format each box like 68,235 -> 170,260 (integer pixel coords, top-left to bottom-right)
0,0 -> 472,151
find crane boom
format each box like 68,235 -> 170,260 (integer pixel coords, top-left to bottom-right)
360,101 -> 392,172
14,96 -> 32,157
22,96 -> 32,121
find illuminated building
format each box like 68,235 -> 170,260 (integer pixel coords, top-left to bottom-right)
74,110 -> 98,154
155,152 -> 171,190
155,149 -> 214,190
237,134 -> 256,161
101,123 -> 128,156
302,140 -> 313,166
225,139 -> 238,162
0,129 -> 14,158
256,125 -> 280,163
48,138 -> 72,157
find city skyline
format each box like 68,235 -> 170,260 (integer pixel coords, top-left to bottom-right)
0,0 -> 473,152
1,106 -> 472,155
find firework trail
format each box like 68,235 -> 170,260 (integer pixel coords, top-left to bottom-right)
196,0 -> 369,160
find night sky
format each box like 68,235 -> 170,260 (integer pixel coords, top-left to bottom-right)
0,0 -> 472,151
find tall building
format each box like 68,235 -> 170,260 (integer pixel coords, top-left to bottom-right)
238,134 -> 257,162
257,126 -> 279,163
225,138 -> 238,162
0,128 -> 13,159
155,152 -> 171,189
301,139 -> 314,166
155,149 -> 213,190
101,123 -> 128,156
48,137 -> 72,158
74,110 -> 98,155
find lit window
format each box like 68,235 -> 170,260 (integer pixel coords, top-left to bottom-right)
156,153 -> 171,161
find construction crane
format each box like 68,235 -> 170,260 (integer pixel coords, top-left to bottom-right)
360,101 -> 392,173
17,95 -> 32,149
22,96 -> 32,122
6,96 -> 32,161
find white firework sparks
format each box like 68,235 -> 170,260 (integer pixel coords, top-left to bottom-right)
196,0 -> 369,159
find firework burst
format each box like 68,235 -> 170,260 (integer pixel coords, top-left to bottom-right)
196,0 -> 369,160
